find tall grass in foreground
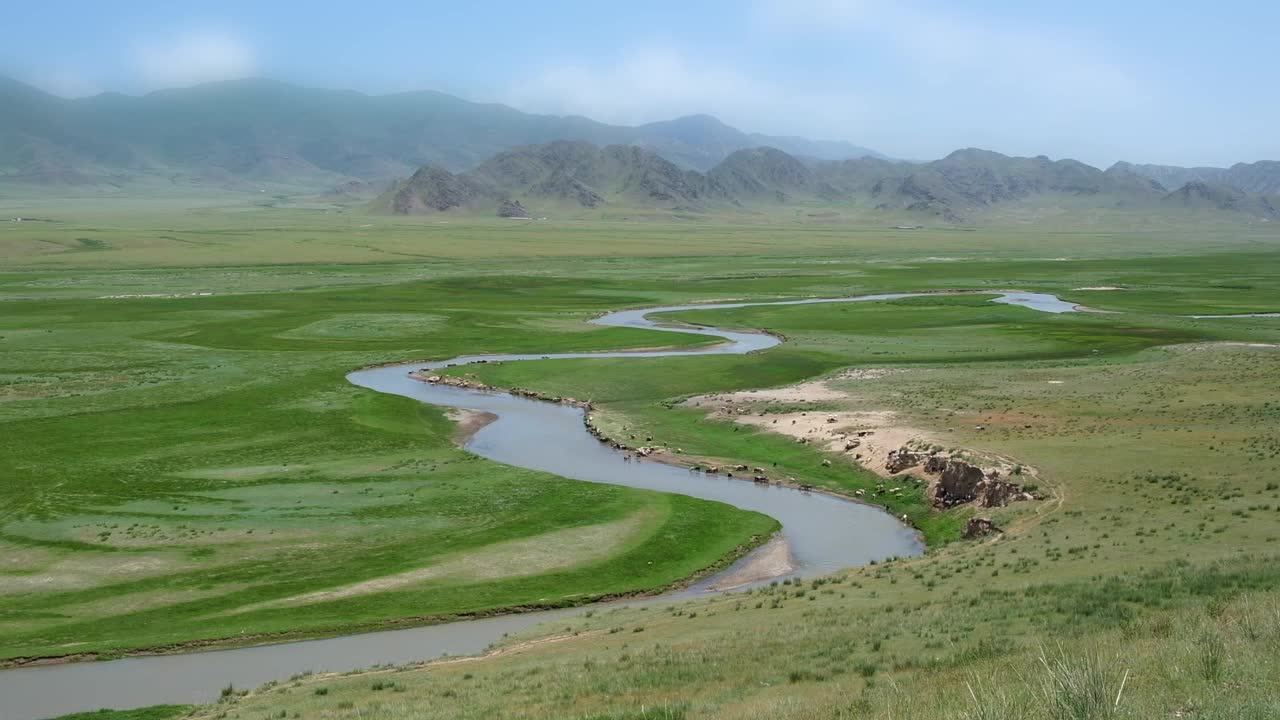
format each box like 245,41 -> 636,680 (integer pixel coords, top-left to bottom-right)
954,647 -> 1126,720
960,676 -> 1028,720
176,563 -> 1280,720
1036,645 -> 1127,720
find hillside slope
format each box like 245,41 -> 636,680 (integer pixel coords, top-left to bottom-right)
1113,159 -> 1280,197
382,141 -> 1278,222
374,141 -> 732,215
0,77 -> 883,189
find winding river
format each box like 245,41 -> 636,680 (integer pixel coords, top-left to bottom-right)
1,291 -> 1079,720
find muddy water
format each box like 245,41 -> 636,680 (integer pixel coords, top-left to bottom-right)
1,291 -> 1074,720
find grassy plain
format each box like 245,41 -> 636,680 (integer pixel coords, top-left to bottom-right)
3,199 -> 1280,718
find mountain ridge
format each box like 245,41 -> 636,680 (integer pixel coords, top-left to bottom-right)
4,74 -> 1277,223
1110,160 -> 1280,197
377,140 -> 1280,223
0,76 -> 886,188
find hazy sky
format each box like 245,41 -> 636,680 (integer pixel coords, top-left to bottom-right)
5,1 -> 1277,167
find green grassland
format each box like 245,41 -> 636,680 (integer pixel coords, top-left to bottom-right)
47,707 -> 192,720
0,270 -> 778,661
4,201 -> 1280,717
184,257 -> 1280,717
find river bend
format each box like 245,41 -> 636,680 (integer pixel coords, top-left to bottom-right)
1,291 -> 1077,720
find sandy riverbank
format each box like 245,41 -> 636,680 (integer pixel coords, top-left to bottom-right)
449,409 -> 499,444
703,534 -> 794,591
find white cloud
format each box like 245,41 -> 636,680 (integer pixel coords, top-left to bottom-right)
502,4 -> 1155,164
753,0 -> 1147,110
508,48 -> 768,125
133,30 -> 257,89
505,47 -> 865,137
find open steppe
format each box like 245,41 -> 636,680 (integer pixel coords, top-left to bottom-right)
3,201 -> 1279,718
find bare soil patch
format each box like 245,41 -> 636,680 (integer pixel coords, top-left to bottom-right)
450,408 -> 499,444
683,369 -> 1034,491
703,534 -> 793,591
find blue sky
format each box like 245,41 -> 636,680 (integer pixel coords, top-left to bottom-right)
5,0 -> 1277,167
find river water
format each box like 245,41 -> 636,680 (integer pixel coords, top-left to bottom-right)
0,291 -> 1077,720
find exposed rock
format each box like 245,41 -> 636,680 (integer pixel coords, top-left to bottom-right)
885,447 -> 924,474
933,459 -> 1028,508
497,199 -> 530,218
963,517 -> 999,539
977,480 -> 1032,508
380,165 -> 496,214
934,459 -> 986,506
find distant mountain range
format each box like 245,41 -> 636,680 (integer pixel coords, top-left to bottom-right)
0,76 -> 883,188
376,141 -> 1279,222
2,75 -> 1277,222
1109,161 -> 1280,197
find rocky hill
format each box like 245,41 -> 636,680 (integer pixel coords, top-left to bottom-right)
374,141 -> 731,215
709,147 -> 841,202
1160,180 -> 1278,217
471,141 -> 725,208
1112,160 -> 1280,197
840,149 -> 1166,221
380,141 -> 1279,221
376,166 -> 497,214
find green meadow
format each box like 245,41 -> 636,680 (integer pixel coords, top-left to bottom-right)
3,202 -> 1280,718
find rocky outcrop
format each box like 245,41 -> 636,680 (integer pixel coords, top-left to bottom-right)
379,165 -> 496,214
924,454 -> 949,473
934,459 -> 987,506
977,478 -> 1029,508
963,517 -> 999,539
885,448 -> 924,474
497,199 -> 530,218
933,458 -> 1033,508
884,445 -> 1034,510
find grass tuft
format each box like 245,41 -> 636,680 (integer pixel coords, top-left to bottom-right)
1036,644 -> 1128,720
